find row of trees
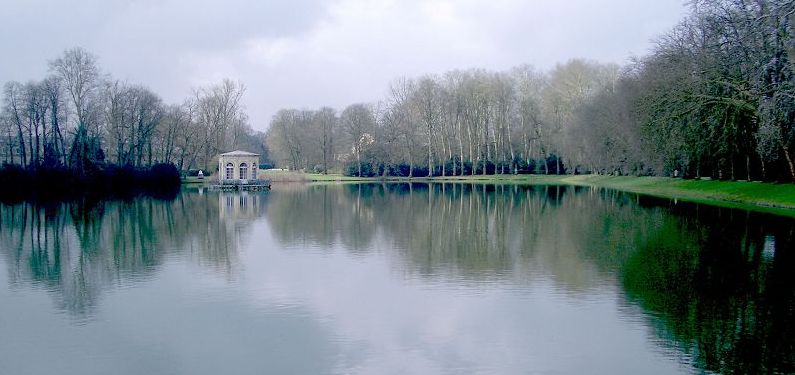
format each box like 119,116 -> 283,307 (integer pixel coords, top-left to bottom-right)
1,48 -> 266,175
632,0 -> 795,181
267,63 -> 616,177
267,0 -> 795,182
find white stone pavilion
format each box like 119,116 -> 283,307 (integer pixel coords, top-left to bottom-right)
218,150 -> 259,183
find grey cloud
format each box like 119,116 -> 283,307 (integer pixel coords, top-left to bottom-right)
0,0 -> 324,79
0,0 -> 687,130
100,0 -> 326,50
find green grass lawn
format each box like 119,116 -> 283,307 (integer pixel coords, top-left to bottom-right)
182,176 -> 210,184
560,175 -> 795,214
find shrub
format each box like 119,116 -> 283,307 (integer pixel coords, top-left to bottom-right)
344,162 -> 379,177
0,162 -> 182,203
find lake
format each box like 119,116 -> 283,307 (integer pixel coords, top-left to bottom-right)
0,183 -> 793,374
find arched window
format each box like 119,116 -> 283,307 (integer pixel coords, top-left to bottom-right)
225,163 -> 234,180
239,163 -> 248,180
251,163 -> 257,180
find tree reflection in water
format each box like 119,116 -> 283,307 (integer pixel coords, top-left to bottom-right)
267,183 -> 642,288
266,183 -> 795,374
0,188 -> 268,318
622,203 -> 795,374
1,182 -> 793,373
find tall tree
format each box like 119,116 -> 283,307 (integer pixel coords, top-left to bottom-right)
340,104 -> 375,176
49,47 -> 101,172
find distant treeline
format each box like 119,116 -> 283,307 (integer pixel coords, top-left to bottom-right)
0,48 -> 267,179
266,0 -> 795,182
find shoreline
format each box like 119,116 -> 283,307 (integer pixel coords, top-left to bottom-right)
283,173 -> 795,218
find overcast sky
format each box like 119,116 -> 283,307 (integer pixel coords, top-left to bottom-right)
1,0 -> 687,131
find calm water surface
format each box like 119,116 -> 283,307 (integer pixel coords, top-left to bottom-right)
0,183 -> 793,374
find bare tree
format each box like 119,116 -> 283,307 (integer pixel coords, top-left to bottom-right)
340,103 -> 375,176
194,79 -> 246,170
315,107 -> 337,174
42,76 -> 66,167
49,47 -> 101,171
2,82 -> 27,167
413,77 -> 441,176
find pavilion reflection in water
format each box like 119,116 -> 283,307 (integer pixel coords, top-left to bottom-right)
219,191 -> 265,221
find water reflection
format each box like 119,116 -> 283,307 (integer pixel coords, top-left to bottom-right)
622,204 -> 795,374
265,183 -> 795,374
268,183 -> 645,290
0,189 -> 268,318
1,183 -> 793,374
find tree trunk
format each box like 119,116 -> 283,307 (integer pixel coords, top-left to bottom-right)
27,117 -> 35,168
15,120 -> 26,168
544,150 -> 550,175
427,139 -> 432,177
33,115 -> 42,168
783,146 -> 795,183
467,125 -> 476,176
456,120 -> 464,176
405,136 -> 413,178
696,156 -> 701,179
356,144 -> 362,177
483,129 -> 489,176
322,134 -> 328,174
556,157 -> 561,175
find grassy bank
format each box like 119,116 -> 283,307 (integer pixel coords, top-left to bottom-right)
263,170 -> 369,183
560,175 -> 795,216
182,176 -> 208,184
290,172 -> 795,217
